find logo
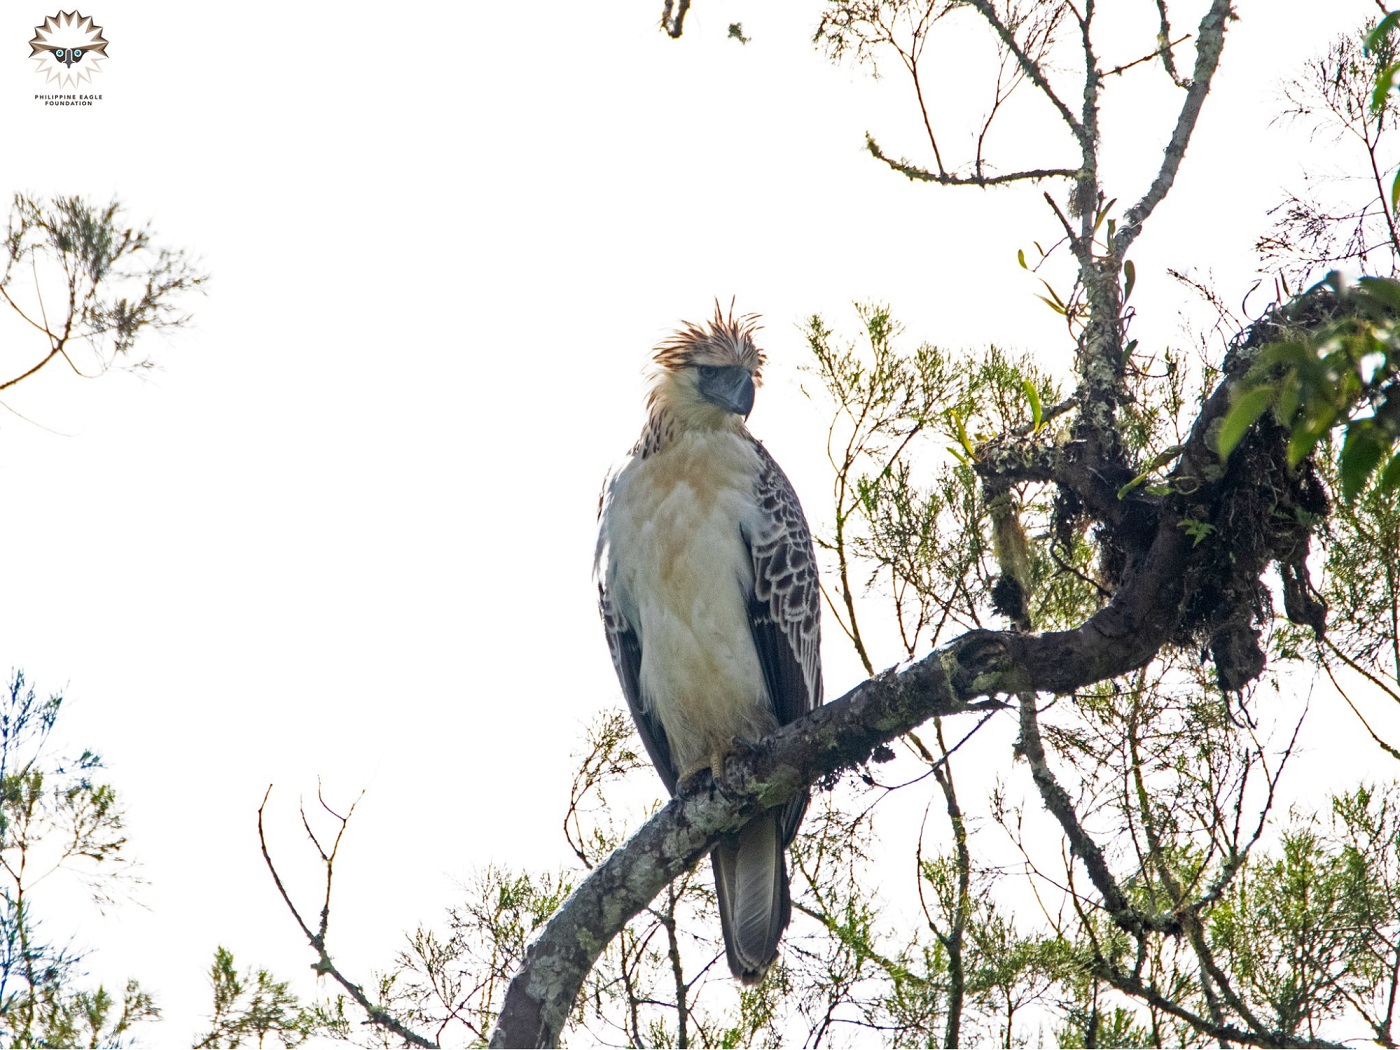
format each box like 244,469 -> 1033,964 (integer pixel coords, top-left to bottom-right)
28,11 -> 108,90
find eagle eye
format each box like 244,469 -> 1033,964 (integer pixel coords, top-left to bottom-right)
696,364 -> 722,381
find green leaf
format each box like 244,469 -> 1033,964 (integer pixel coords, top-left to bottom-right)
1177,517 -> 1216,547
1287,412 -> 1334,466
1023,379 -> 1043,431
1373,60 -> 1400,114
1368,11 -> 1400,53
945,408 -> 975,456
1123,259 -> 1136,304
1357,274 -> 1400,313
1378,448 -> 1400,493
1017,248 -> 1027,269
1118,469 -> 1152,500
1340,425 -> 1386,501
1091,197 -> 1118,236
1216,384 -> 1275,460
1035,294 -> 1067,316
1275,370 -> 1302,425
1258,339 -> 1316,371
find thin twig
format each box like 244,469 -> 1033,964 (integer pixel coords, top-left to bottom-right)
867,135 -> 1079,186
257,786 -> 437,1049
1101,34 -> 1193,79
1113,0 -> 1232,254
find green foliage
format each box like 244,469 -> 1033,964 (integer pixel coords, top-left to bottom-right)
803,304 -> 1065,659
1,193 -> 206,389
1218,274 -> 1400,499
1208,788 -> 1400,1044
1228,16 -> 1400,498
1266,22 -> 1400,286
196,947 -> 312,1049
8,979 -> 158,1050
0,195 -> 208,1045
1176,516 -> 1216,547
0,671 -> 157,1048
1055,1004 -> 1154,1049
1308,447 -> 1400,682
1368,12 -> 1400,113
402,865 -> 574,1042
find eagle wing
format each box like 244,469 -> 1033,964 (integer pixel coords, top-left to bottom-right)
599,580 -> 679,796
744,439 -> 823,844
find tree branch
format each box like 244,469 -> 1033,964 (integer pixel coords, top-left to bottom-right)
961,0 -> 1087,148
486,291 -> 1298,1046
866,133 -> 1079,187
489,507 -> 1201,1044
1095,961 -> 1343,1050
1113,0 -> 1233,255
1102,34 -> 1193,80
0,346 -> 63,394
258,787 -> 436,1050
1152,0 -> 1192,88
1015,691 -> 1177,936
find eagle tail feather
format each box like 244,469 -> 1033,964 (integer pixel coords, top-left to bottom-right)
712,811 -> 790,985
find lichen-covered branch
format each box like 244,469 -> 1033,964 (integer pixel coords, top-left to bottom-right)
487,577 -> 1171,1044
1113,0 -> 1233,254
488,330 -> 1314,1046
489,273 -> 1358,1046
865,134 -> 1081,187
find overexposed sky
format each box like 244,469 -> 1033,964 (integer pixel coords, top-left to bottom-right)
0,0 -> 1389,1042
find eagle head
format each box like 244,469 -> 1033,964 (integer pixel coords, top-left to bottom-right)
648,303 -> 765,427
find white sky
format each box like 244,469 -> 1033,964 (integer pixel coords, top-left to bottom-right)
0,0 -> 1392,1043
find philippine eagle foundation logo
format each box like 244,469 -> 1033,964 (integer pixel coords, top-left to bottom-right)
29,11 -> 109,89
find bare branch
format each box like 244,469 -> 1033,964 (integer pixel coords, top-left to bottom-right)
866,133 -> 1080,186
1102,33 -> 1193,80
1152,0 -> 1192,87
1015,691 -> 1168,935
0,346 -> 64,394
257,787 -> 436,1050
1113,0 -> 1233,255
961,0 -> 1087,148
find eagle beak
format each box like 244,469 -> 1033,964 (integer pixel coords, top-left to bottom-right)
700,368 -> 756,418
729,372 -> 756,418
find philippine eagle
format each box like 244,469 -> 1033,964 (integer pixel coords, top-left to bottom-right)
595,305 -> 822,983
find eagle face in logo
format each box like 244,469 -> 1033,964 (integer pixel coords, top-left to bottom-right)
29,12 -> 109,88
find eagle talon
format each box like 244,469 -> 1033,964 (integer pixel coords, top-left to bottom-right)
709,736 -> 757,782
711,775 -> 745,806
727,734 -> 762,768
677,768 -> 713,795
